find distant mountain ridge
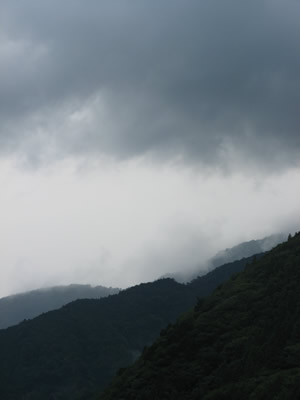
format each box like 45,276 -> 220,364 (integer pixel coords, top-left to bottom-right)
0,284 -> 120,330
0,234 -> 284,331
168,233 -> 286,282
208,233 -> 286,270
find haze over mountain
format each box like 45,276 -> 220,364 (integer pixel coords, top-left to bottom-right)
0,0 -> 299,297
0,2 -> 299,398
0,234 -> 284,330
208,233 -> 286,269
167,233 -> 286,282
0,284 -> 119,330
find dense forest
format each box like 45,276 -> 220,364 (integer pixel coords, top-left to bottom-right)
100,232 -> 300,400
0,254 -> 258,399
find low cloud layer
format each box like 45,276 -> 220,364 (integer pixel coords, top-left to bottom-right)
0,158 -> 299,297
0,0 -> 300,168
0,1 -> 299,297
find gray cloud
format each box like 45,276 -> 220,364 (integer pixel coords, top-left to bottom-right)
0,0 -> 300,168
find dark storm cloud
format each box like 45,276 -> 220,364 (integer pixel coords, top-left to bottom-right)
0,0 -> 300,167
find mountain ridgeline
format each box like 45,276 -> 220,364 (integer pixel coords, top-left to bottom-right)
100,232 -> 300,400
169,233 -> 286,282
0,234 -> 283,330
0,284 -> 120,330
206,233 -> 286,271
0,254 -> 259,399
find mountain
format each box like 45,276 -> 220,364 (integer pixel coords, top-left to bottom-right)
169,233 -> 286,282
188,252 -> 264,297
207,233 -> 286,271
0,254 -> 259,399
0,284 -> 119,330
100,232 -> 300,400
0,279 -> 194,399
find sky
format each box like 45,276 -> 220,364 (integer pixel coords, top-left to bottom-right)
0,0 -> 299,297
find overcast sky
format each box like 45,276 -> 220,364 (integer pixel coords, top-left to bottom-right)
0,0 -> 299,297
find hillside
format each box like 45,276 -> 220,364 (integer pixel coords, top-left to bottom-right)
0,254 -> 258,399
0,279 -> 194,399
100,232 -> 300,400
0,235 -> 271,331
169,233 -> 285,282
207,233 -> 285,271
0,284 -> 120,330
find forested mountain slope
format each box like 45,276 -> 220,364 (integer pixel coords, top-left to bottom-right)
0,235 -> 274,331
0,254 -> 260,399
0,279 -> 194,399
169,233 -> 285,282
0,284 -> 120,330
207,233 -> 285,272
100,233 -> 300,400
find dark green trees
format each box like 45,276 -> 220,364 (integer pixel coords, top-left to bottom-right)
100,232 -> 300,400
